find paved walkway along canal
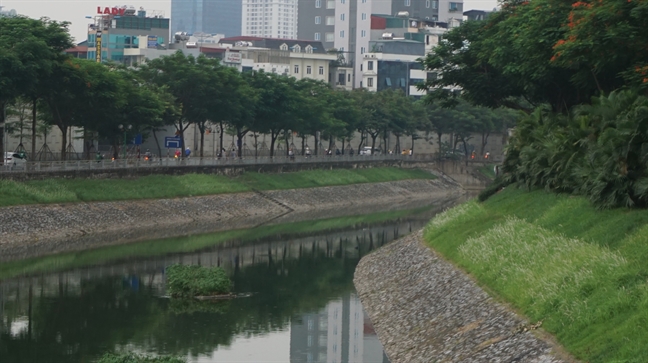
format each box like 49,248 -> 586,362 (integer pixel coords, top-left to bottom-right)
354,232 -> 573,363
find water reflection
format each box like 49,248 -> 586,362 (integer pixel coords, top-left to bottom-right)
0,209 -> 440,363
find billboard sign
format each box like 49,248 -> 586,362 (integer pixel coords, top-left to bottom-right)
97,7 -> 126,15
147,35 -> 158,49
224,51 -> 242,64
95,31 -> 102,63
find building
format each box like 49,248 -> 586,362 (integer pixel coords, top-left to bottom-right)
0,6 -> 17,17
361,40 -> 427,96
220,36 -> 337,81
241,0 -> 298,39
297,0 -> 462,88
170,0 -> 242,37
86,6 -> 170,63
463,9 -> 493,21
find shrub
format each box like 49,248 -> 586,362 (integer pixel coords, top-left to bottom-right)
166,264 -> 231,298
478,176 -> 510,202
97,353 -> 185,363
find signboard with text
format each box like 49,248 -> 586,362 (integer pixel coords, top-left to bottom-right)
224,51 -> 242,64
97,7 -> 126,15
147,35 -> 158,49
95,31 -> 102,63
165,137 -> 182,149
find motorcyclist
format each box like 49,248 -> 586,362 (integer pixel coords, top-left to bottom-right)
144,149 -> 152,161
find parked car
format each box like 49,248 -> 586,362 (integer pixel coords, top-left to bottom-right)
360,146 -> 382,155
3,152 -> 27,168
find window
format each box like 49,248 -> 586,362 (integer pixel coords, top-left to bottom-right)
315,16 -> 321,24
361,30 -> 366,37
293,44 -> 301,52
294,64 -> 299,73
326,16 -> 335,25
367,77 -> 373,87
319,66 -> 324,74
360,46 -> 365,54
405,0 -> 411,6
314,32 -> 321,40
340,13 -> 345,21
360,64 -> 363,71
426,0 -> 430,7
340,30 -> 344,37
449,2 -> 459,11
280,43 -> 288,50
432,1 -> 438,9
315,0 -> 321,7
400,78 -> 406,87
361,13 -> 366,20
367,61 -> 373,70
325,32 -> 334,41
327,0 -> 335,8
307,66 -> 312,74
348,74 -> 351,82
385,77 -> 392,86
306,45 -> 313,53
341,0 -> 345,3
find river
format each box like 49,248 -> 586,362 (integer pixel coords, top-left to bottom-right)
0,202 -> 451,363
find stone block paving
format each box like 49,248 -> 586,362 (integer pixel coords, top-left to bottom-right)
354,231 -> 572,363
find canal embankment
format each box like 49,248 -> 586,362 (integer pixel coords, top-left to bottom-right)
0,177 -> 464,262
356,186 -> 648,363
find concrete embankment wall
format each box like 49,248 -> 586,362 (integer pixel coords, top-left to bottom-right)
0,159 -> 491,191
354,232 -> 570,363
0,178 -> 464,262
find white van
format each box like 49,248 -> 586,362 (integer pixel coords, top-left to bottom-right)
360,146 -> 382,155
3,152 -> 27,168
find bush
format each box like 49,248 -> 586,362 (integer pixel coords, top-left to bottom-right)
478,176 -> 510,202
166,264 -> 231,298
97,353 -> 185,363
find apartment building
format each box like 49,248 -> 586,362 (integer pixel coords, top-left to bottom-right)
241,0 -> 299,39
171,0 -> 242,37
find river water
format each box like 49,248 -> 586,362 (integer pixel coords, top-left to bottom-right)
0,203 -> 449,363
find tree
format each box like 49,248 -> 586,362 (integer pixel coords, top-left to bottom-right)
138,52 -> 217,157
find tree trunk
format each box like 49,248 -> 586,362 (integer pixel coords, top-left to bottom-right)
178,119 -> 185,158
219,122 -> 224,157
0,102 -> 5,166
285,134 -> 290,156
199,128 -> 205,157
395,135 -> 401,154
437,132 -> 442,155
357,132 -> 366,154
269,130 -> 277,157
328,135 -> 333,152
370,134 -> 378,155
301,136 -> 305,155
31,98 -> 37,157
314,132 -> 319,156
112,140 -> 119,160
341,137 -> 345,155
480,131 -> 490,156
411,135 -> 415,155
60,125 -> 67,161
152,129 -> 163,158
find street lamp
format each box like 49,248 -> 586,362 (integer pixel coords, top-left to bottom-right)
118,124 -> 132,159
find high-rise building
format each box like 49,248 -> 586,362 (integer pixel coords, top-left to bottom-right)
241,0 -> 298,39
171,0 -> 242,37
298,0 -> 462,88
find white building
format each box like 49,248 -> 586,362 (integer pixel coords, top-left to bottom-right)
242,0 -> 299,39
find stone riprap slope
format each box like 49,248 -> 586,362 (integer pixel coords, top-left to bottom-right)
354,232 -> 571,363
0,179 -> 463,262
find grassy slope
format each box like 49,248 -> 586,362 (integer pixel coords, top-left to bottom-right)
0,167 -> 434,207
424,188 -> 648,363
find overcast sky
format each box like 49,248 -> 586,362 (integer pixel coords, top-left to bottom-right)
1,0 -> 498,44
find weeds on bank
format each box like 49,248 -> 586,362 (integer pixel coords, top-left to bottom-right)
424,188 -> 648,362
0,167 -> 434,207
97,353 -> 185,363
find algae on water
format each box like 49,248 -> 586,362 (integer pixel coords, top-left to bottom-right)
166,264 -> 232,298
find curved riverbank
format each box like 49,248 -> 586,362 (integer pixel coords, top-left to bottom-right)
354,231 -> 571,363
0,178 -> 463,262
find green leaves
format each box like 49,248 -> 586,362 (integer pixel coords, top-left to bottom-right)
166,264 -> 232,298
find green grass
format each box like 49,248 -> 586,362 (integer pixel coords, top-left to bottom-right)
0,167 -> 434,207
166,264 -> 231,298
424,187 -> 648,363
478,165 -> 497,179
97,353 -> 185,363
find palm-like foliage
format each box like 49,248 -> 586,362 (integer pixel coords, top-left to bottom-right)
505,90 -> 648,208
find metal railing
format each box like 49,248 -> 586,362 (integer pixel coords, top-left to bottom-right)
0,154 -> 423,174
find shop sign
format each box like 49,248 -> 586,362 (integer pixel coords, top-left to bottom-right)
96,31 -> 102,63
97,7 -> 126,16
225,51 -> 242,64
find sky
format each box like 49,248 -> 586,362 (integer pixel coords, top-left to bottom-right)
1,0 -> 499,44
